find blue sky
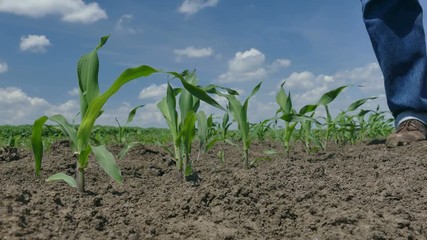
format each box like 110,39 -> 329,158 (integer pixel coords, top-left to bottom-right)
0,0 -> 391,126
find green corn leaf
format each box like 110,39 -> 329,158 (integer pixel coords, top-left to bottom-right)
276,85 -> 288,113
46,173 -> 77,188
179,72 -> 199,122
32,116 -> 49,176
78,145 -> 92,168
91,145 -> 123,183
118,141 -> 139,160
357,109 -> 372,117
197,111 -> 208,148
264,149 -> 277,155
168,71 -> 225,111
77,36 -> 109,119
49,114 -> 77,150
208,85 -> 240,95
181,111 -> 197,155
347,97 -> 377,112
222,112 -> 230,129
157,83 -> 179,141
206,138 -> 221,151
281,113 -> 320,125
299,104 -> 317,115
77,65 -> 158,151
317,85 -> 347,106
126,104 -> 144,125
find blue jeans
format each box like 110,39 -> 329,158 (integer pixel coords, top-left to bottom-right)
361,0 -> 427,126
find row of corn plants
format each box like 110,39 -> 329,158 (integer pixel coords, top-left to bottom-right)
29,35 -> 394,192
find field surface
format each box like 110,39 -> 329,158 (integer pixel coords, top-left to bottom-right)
1,140 -> 427,239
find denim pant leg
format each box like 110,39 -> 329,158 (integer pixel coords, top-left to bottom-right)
361,0 -> 427,126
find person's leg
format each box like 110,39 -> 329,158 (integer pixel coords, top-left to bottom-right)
361,0 -> 427,125
361,0 -> 427,146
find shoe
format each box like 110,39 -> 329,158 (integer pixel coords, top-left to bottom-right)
385,119 -> 427,147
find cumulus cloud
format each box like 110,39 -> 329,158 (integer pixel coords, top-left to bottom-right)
218,48 -> 290,83
20,35 -> 51,53
174,46 -> 214,59
334,62 -> 383,92
0,87 -> 167,127
67,88 -> 79,96
268,59 -> 291,72
0,0 -> 107,24
0,87 -> 50,124
178,0 -> 219,15
0,61 -> 8,74
218,48 -> 267,83
115,14 -> 141,34
276,62 -> 386,115
139,84 -> 167,100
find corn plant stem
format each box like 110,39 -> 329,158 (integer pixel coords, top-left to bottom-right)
243,148 -> 249,169
183,154 -> 190,180
174,143 -> 182,171
76,167 -> 85,193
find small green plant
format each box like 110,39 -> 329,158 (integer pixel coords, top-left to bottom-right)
32,36 -> 160,192
114,105 -> 145,160
157,70 -> 224,179
275,82 -> 317,155
214,82 -> 262,169
250,119 -> 273,141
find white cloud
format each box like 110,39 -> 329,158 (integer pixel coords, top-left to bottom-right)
276,62 -> 387,115
334,62 -> 383,92
0,0 -> 107,24
68,88 -> 79,96
20,35 -> 51,53
0,61 -> 8,74
218,49 -> 291,83
97,102 -> 166,127
268,59 -> 291,72
115,14 -> 141,34
45,100 -> 80,120
218,48 -> 268,83
178,0 -> 218,15
0,87 -> 50,124
139,84 -> 167,100
0,87 -> 167,127
174,46 -> 214,59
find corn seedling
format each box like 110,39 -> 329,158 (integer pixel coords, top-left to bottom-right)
250,119 -> 273,142
214,82 -> 262,169
196,112 -> 219,161
158,70 -> 224,179
114,104 -> 145,160
32,36 -> 162,192
275,82 -> 318,155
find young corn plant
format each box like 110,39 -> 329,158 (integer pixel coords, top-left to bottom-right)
330,97 -> 377,144
250,119 -> 273,142
209,112 -> 234,164
275,82 -> 318,155
195,112 -> 217,161
352,105 -> 393,141
157,70 -> 224,179
114,104 -> 145,160
214,82 -> 262,169
32,36 -> 163,192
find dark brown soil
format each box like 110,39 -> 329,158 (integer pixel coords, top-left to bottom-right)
2,139 -> 427,239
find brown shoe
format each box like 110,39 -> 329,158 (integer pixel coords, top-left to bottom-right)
386,119 -> 427,147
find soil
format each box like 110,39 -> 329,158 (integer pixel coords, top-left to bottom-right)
1,139 -> 427,240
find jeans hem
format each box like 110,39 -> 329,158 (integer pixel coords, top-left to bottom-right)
395,111 -> 427,127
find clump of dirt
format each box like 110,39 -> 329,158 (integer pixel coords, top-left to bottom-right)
1,140 -> 427,239
0,146 -> 21,162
